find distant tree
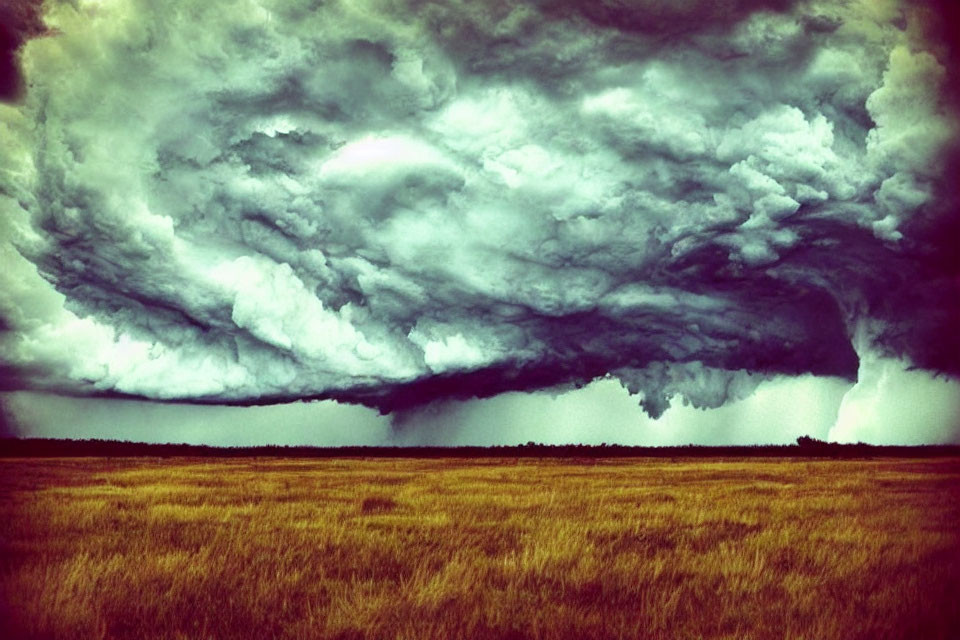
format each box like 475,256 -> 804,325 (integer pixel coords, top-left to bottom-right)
796,435 -> 825,448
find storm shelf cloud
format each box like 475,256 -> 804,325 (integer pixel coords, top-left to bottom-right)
0,0 -> 958,440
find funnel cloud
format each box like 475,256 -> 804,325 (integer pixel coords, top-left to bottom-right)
1,0 -> 958,434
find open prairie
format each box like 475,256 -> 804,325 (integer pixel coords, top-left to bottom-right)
1,457 -> 958,640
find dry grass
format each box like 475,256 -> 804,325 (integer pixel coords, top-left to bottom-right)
1,456 -> 958,640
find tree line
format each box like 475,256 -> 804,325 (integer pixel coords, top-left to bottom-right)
0,436 -> 958,458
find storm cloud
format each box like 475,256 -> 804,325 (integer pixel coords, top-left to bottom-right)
1,0 -> 957,422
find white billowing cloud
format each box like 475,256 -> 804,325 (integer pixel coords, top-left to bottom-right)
862,45 -> 956,239
319,135 -> 456,184
581,80 -> 712,159
409,329 -> 489,374
866,46 -> 954,174
829,356 -> 960,445
0,0 -> 957,435
209,255 -> 415,377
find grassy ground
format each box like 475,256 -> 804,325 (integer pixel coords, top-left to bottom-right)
1,457 -> 958,640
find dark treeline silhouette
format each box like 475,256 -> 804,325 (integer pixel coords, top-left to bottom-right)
0,436 -> 958,459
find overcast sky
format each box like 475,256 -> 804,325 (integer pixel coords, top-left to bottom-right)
1,0 -> 958,445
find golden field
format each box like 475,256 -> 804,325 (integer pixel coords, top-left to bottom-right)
1,456 -> 958,640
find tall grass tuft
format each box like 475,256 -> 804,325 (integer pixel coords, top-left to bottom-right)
360,495 -> 397,514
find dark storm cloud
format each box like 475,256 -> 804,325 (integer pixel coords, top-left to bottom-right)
542,0 -> 798,35
0,0 -> 46,102
0,0 -> 957,418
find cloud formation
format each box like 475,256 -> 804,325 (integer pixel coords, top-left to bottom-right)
1,0 -> 957,420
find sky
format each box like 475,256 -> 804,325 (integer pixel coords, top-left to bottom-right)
1,0 -> 958,446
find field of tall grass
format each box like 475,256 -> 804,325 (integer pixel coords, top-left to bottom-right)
1,456 -> 958,639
